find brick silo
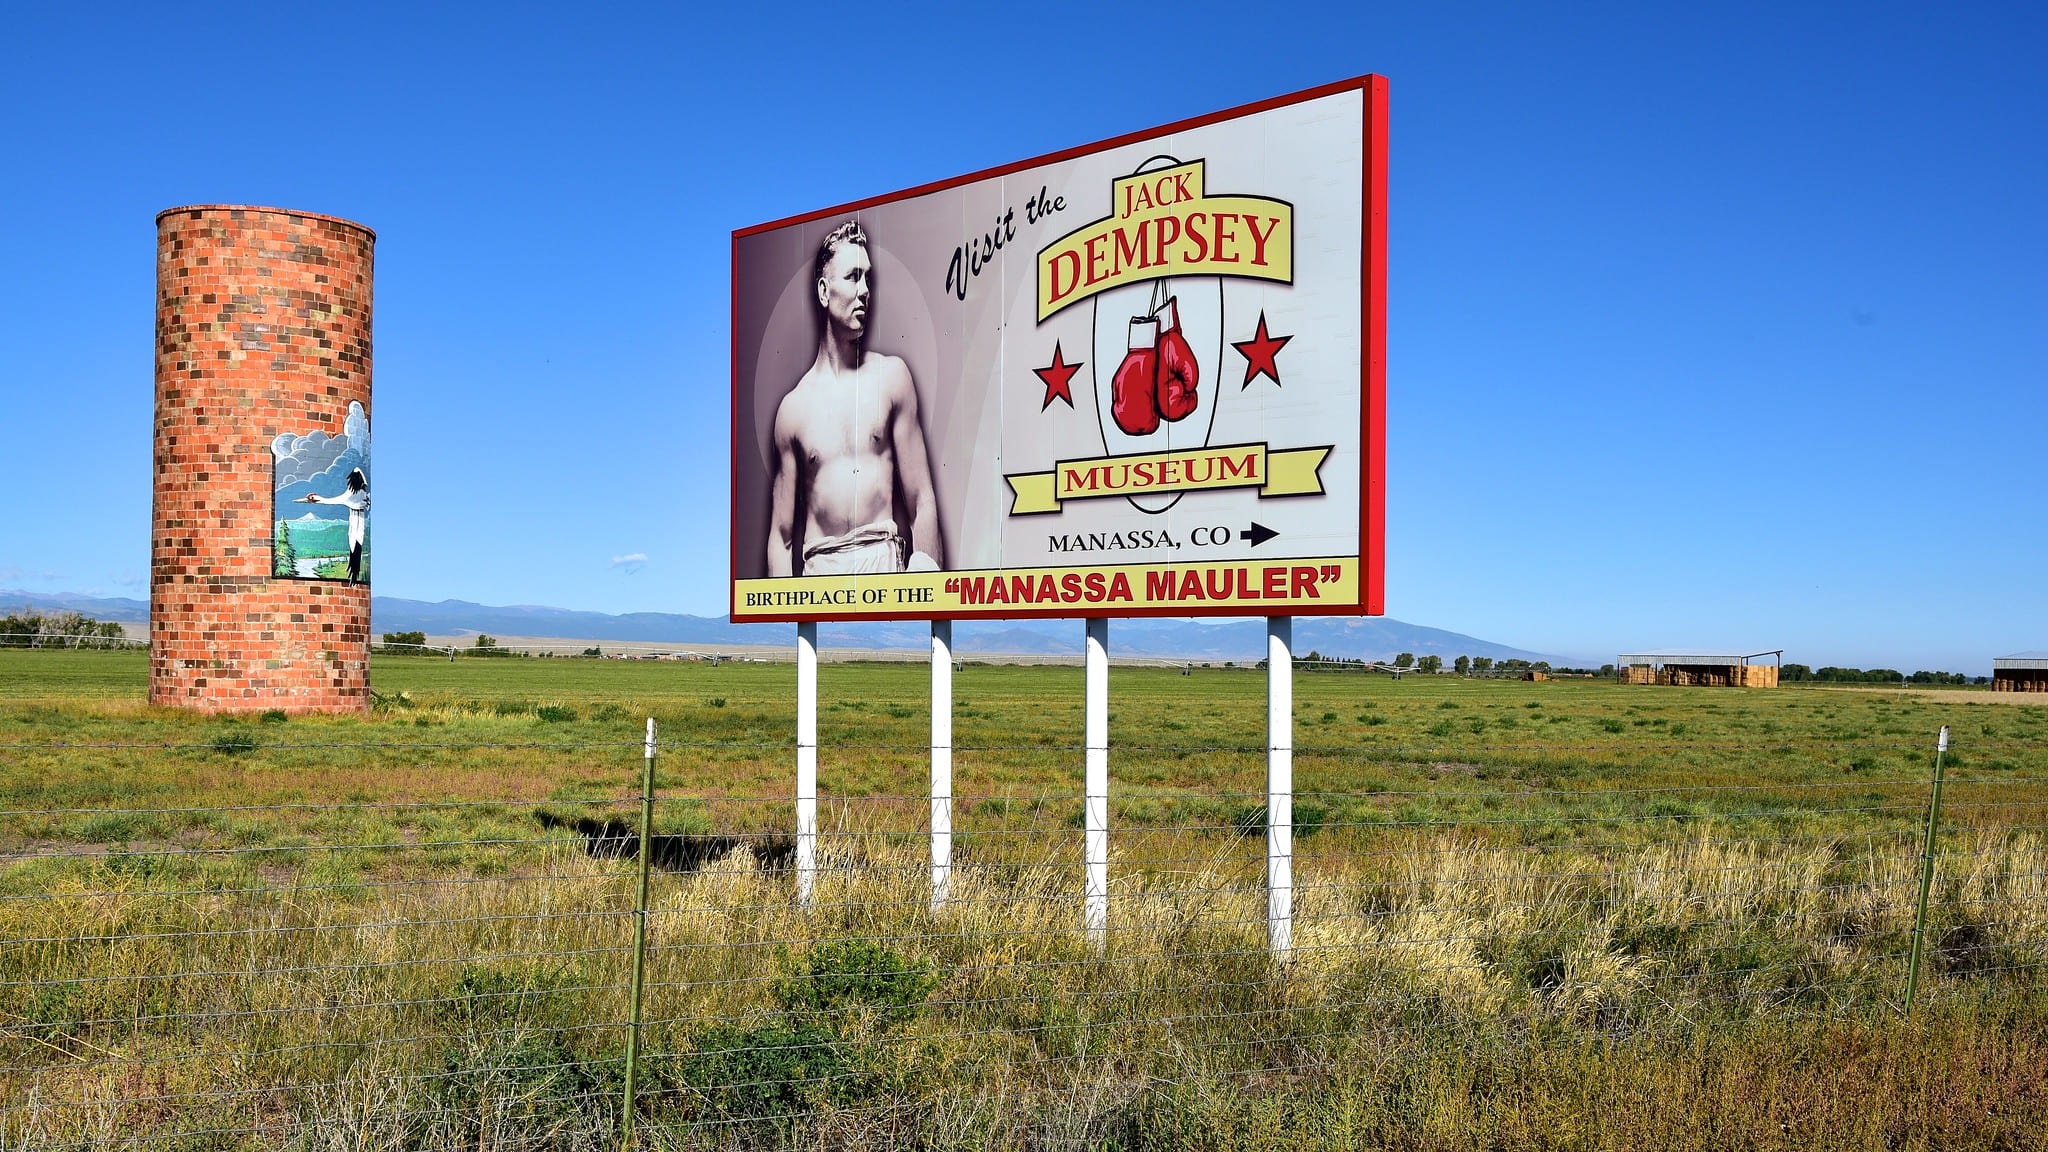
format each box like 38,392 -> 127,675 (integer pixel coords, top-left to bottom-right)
151,205 -> 376,712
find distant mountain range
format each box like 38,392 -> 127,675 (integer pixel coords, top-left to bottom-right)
1,590 -> 151,622
0,589 -> 1587,666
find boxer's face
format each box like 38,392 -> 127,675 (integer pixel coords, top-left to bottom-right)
818,242 -> 871,336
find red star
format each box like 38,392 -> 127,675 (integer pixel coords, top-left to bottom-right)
1034,341 -> 1082,410
1232,311 -> 1293,388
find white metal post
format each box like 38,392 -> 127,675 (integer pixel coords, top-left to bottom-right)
1267,616 -> 1294,957
796,621 -> 818,907
1084,617 -> 1110,948
930,619 -> 953,913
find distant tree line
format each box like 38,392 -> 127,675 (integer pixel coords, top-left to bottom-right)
377,631 -> 429,654
1281,651 -> 1448,675
374,633 -> 613,660
0,611 -> 129,648
1453,656 -> 1616,678
1267,652 -> 1624,678
1780,663 -> 1985,686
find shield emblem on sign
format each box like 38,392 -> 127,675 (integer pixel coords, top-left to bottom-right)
1091,155 -> 1224,514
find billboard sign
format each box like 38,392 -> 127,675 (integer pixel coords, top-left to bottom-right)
731,76 -> 1385,621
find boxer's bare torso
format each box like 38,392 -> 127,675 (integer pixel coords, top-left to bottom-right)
766,232 -> 942,577
768,355 -> 924,568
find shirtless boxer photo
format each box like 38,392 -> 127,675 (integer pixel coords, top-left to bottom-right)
766,221 -> 944,577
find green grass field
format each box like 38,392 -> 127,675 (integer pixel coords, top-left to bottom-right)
2,649 -> 2045,1150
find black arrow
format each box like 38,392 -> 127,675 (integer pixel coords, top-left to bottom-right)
1241,522 -> 1279,547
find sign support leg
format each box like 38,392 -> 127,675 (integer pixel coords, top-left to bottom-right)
931,620 -> 953,913
1084,617 -> 1109,949
1267,616 -> 1294,958
796,621 -> 817,908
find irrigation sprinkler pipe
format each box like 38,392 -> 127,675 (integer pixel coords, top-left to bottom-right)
1905,724 -> 1949,1014
620,717 -> 656,1149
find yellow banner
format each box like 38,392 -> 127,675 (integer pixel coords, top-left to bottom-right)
734,557 -> 1359,620
1035,160 -> 1293,321
1006,443 -> 1329,515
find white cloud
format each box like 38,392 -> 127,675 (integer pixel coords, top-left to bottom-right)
610,553 -> 649,574
272,400 -> 370,488
344,401 -> 370,459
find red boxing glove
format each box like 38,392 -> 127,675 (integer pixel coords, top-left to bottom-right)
1155,296 -> 1199,423
1110,316 -> 1161,436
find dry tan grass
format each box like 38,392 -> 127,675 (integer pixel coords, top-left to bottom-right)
13,815 -> 2039,1145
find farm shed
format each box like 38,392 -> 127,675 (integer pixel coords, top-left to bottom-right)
1618,650 -> 1782,688
1993,653 -> 2048,693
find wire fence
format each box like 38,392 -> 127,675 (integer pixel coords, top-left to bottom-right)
1,728 -> 2044,1150
0,631 -> 142,651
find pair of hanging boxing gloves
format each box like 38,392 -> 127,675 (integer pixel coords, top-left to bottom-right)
1109,295 -> 1199,437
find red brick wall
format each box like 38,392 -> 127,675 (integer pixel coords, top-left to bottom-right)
151,205 -> 375,713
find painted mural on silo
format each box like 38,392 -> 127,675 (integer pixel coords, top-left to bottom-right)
272,401 -> 371,584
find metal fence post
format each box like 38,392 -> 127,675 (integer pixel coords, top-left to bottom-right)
1905,723 -> 1950,1014
620,718 -> 657,1149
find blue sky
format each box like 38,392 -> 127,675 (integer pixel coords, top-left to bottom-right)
1,2 -> 2041,672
